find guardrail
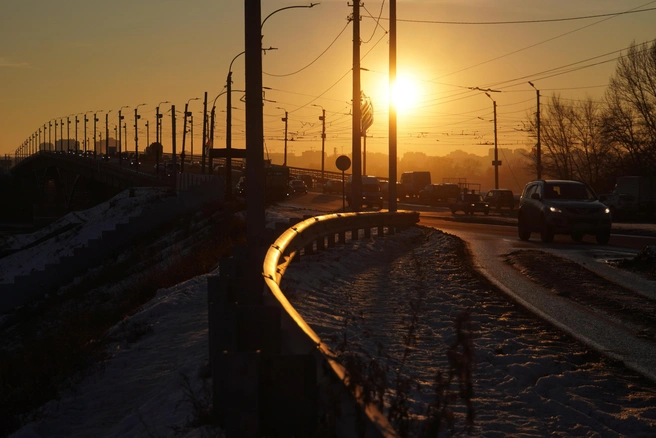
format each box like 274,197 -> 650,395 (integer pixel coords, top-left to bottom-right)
208,210 -> 420,437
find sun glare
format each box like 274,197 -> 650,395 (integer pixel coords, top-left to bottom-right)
391,75 -> 419,113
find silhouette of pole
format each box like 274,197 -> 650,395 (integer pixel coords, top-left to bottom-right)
181,97 -> 199,173
351,0 -> 362,211
387,0 -> 398,212
66,115 -> 71,152
118,106 -> 129,165
201,92 -> 208,174
134,103 -> 146,172
155,101 -> 169,175
171,104 -> 177,190
486,92 -> 500,189
105,110 -> 112,156
93,111 -> 102,158
277,107 -> 288,166
529,81 -> 541,179
312,104 -> 326,179
48,120 -> 52,152
60,118 -> 64,153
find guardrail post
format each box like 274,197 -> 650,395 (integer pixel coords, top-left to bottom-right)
327,232 -> 336,248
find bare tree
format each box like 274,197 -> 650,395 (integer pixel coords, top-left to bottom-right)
602,40 -> 656,173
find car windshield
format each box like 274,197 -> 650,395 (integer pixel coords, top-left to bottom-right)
464,194 -> 483,202
544,182 -> 595,201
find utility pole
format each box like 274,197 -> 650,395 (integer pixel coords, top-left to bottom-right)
83,114 -> 88,153
134,103 -> 146,172
155,101 -> 169,175
351,0 -> 362,211
118,106 -> 129,165
60,118 -> 64,153
529,81 -> 541,179
55,120 -> 58,152
277,107 -> 288,165
93,112 -> 100,158
486,92 -> 500,189
201,91 -> 208,174
146,120 -> 150,149
75,115 -> 79,153
171,104 -> 177,190
312,104 -> 326,179
182,97 -> 199,173
48,120 -> 52,151
66,116 -> 71,152
189,114 -> 194,162
105,111 -> 111,156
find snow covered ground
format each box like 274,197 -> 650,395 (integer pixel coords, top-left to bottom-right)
4,193 -> 656,437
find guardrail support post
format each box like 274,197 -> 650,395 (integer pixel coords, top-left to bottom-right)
327,232 -> 336,248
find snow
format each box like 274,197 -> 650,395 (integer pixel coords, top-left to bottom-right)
4,191 -> 656,437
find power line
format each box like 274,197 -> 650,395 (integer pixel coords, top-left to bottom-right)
367,6 -> 656,25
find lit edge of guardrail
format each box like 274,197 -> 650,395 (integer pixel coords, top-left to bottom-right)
262,210 -> 420,437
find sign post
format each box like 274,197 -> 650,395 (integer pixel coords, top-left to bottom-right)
336,155 -> 351,212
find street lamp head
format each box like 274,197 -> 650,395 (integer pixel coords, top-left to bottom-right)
187,97 -> 200,104
528,81 -> 535,88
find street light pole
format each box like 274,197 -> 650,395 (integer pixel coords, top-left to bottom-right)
486,92 -> 500,190
181,97 -> 199,173
48,120 -> 52,151
134,103 -> 147,172
105,110 -> 112,156
59,118 -> 64,153
75,113 -> 82,154
118,105 -> 130,165
312,104 -> 326,179
93,111 -> 103,158
156,101 -> 169,175
351,0 -> 362,211
66,115 -> 72,152
276,107 -> 288,166
529,81 -> 541,180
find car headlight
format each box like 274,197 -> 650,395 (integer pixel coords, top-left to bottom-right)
549,206 -> 562,213
470,203 -> 475,207
604,207 -> 611,214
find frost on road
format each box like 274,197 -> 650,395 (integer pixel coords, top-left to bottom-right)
283,226 -> 656,436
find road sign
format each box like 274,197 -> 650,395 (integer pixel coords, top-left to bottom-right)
336,155 -> 351,171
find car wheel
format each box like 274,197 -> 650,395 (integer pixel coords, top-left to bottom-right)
484,209 -> 489,216
540,217 -> 554,243
571,232 -> 584,242
596,230 -> 611,245
518,215 -> 530,241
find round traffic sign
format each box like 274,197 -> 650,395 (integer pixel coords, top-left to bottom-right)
336,155 -> 351,171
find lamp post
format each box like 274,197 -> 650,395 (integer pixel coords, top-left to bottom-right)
66,115 -> 72,153
134,103 -> 147,172
93,110 -> 103,158
75,113 -> 83,154
48,120 -> 52,151
155,100 -> 169,174
105,110 -> 112,156
83,111 -> 93,154
276,107 -> 288,166
118,105 -> 130,165
59,117 -> 64,153
181,97 -> 200,173
54,120 -> 58,152
485,92 -> 500,190
529,81 -> 541,179
312,104 -> 327,179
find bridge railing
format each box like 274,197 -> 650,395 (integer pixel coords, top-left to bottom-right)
208,210 -> 419,436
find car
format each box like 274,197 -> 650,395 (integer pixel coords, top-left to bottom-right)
288,179 -> 308,195
323,179 -> 342,195
450,192 -> 490,215
130,158 -> 141,167
517,179 -> 612,244
485,189 -> 515,211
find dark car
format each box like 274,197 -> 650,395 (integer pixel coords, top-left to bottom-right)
288,179 -> 308,195
323,179 -> 342,195
450,193 -> 490,215
485,189 -> 515,211
517,180 -> 612,244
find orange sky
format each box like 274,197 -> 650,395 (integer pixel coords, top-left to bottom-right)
1,0 -> 655,161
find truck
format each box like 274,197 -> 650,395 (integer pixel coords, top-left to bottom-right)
613,175 -> 656,217
346,175 -> 384,209
400,171 -> 431,198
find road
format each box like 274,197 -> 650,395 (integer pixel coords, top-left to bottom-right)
281,190 -> 656,381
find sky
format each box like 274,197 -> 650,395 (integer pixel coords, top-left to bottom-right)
3,189 -> 656,436
2,0 -> 656,162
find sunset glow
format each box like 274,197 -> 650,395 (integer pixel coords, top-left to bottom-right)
390,75 -> 420,113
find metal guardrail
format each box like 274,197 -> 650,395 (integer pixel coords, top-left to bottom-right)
261,211 -> 420,437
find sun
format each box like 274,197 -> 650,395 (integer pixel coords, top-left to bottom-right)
391,74 -> 419,113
